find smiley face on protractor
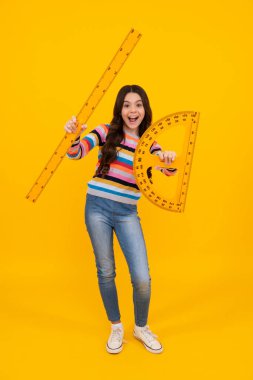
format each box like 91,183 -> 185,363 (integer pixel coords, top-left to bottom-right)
133,111 -> 200,212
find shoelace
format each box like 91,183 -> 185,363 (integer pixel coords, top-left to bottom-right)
138,325 -> 158,344
110,328 -> 123,344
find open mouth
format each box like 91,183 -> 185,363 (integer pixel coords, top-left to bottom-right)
128,116 -> 138,123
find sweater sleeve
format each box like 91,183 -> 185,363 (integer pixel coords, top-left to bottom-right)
150,141 -> 162,154
66,124 -> 109,160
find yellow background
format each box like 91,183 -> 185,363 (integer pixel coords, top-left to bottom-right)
1,0 -> 253,379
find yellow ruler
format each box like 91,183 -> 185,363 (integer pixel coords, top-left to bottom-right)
26,28 -> 142,202
134,111 -> 200,212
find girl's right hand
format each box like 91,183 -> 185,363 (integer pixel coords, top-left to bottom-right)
64,115 -> 87,134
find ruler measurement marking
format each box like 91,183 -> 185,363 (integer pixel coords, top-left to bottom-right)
26,29 -> 142,202
134,111 -> 199,212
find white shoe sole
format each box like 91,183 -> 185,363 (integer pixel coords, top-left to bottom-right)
106,343 -> 123,354
133,332 -> 163,354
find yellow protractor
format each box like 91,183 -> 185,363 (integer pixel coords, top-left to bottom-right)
26,28 -> 142,202
134,111 -> 200,212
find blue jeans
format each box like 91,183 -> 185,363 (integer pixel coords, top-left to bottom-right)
85,193 -> 151,327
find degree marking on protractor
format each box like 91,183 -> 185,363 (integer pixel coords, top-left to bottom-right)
134,111 -> 200,212
178,112 -> 199,211
26,29 -> 142,202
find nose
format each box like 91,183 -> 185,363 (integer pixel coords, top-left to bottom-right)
129,105 -> 138,113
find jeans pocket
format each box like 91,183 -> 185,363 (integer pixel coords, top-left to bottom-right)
86,193 -> 100,205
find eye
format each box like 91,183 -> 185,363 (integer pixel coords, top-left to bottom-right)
137,103 -> 143,107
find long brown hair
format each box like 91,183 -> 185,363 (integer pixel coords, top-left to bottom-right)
96,85 -> 152,177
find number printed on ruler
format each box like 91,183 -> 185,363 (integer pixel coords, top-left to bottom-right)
134,111 -> 200,212
26,28 -> 142,202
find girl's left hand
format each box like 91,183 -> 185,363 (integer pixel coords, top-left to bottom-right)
155,150 -> 177,176
157,150 -> 176,164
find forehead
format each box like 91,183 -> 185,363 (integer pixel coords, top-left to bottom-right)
123,92 -> 142,103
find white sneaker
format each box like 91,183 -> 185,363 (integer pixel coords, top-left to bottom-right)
133,325 -> 163,354
106,327 -> 124,354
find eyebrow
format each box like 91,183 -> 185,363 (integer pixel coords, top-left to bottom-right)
123,100 -> 143,104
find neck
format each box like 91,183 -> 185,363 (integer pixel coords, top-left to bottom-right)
123,125 -> 139,137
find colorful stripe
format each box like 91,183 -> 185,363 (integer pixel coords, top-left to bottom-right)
66,123 -> 162,204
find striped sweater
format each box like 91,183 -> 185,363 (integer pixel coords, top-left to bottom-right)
66,124 -> 162,204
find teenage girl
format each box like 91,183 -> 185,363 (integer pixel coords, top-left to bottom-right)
64,85 -> 176,354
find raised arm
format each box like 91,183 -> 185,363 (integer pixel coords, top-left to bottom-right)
64,116 -> 108,160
